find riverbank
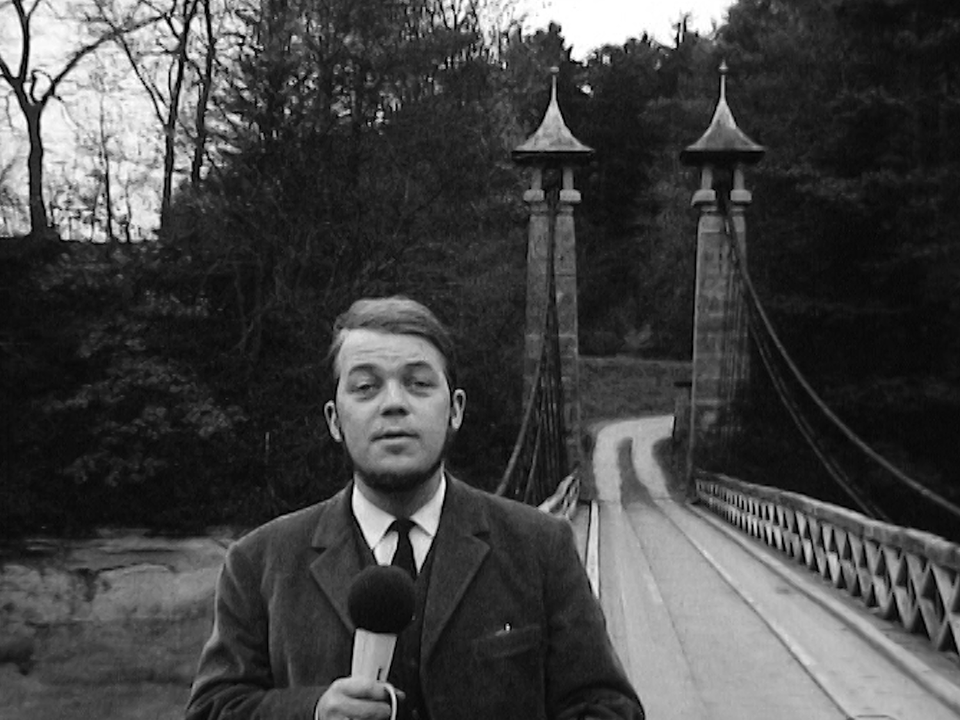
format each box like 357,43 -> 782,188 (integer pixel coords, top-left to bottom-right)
0,531 -> 232,720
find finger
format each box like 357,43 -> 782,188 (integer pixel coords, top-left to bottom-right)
339,677 -> 406,704
337,697 -> 392,720
317,679 -> 391,720
332,676 -> 385,700
319,696 -> 390,720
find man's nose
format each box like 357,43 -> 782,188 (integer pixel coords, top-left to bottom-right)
380,380 -> 409,413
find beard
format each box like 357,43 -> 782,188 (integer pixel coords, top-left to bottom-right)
342,425 -> 457,495
356,455 -> 444,494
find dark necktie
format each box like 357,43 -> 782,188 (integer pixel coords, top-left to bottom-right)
390,518 -> 418,580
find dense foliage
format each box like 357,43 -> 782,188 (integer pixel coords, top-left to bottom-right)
2,0 -> 958,537
3,0 -> 534,535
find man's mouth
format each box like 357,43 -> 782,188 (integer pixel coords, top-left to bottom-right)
375,430 -> 416,440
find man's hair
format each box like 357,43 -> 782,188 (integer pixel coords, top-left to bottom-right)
326,296 -> 458,392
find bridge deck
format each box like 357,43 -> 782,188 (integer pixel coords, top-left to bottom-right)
580,416 -> 960,720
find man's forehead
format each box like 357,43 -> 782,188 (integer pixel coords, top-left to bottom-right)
336,328 -> 445,371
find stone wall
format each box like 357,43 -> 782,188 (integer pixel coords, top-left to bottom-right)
0,534 -> 230,676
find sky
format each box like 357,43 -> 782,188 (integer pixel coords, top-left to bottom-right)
522,0 -> 734,59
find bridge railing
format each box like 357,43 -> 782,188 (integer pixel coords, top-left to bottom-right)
536,472 -> 579,520
696,470 -> 960,659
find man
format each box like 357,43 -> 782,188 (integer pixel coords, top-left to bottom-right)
186,296 -> 644,720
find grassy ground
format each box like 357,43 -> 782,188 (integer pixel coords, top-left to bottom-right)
579,356 -> 689,426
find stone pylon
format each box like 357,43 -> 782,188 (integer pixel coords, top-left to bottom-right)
513,68 -> 593,472
680,62 -> 764,480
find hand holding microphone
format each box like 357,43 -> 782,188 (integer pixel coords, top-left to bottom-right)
315,566 -> 416,720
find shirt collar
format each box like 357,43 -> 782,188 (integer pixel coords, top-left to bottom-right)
351,473 -> 447,550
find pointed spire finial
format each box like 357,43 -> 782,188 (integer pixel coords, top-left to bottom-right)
680,60 -> 765,167
513,66 -> 593,166
719,60 -> 728,103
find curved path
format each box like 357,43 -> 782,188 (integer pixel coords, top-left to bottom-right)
590,415 -> 960,720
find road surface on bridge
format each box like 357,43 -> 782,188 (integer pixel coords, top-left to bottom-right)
589,415 -> 960,720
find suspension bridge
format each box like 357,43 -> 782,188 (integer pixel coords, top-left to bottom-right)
497,69 -> 960,720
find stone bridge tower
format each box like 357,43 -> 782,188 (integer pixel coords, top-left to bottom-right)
513,69 -> 593,471
680,63 -> 765,478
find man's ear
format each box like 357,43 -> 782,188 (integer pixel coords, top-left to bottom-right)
449,389 -> 466,431
324,401 -> 342,442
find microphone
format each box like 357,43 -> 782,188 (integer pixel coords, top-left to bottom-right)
347,565 -> 416,681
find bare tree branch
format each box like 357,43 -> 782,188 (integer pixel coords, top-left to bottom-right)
43,11 -> 167,107
0,0 -> 166,237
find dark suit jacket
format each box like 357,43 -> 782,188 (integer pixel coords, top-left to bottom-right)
186,477 -> 644,720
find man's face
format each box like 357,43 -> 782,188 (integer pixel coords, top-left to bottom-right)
324,329 -> 465,493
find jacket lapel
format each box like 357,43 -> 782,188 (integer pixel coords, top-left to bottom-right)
422,477 -> 490,664
309,485 -> 363,633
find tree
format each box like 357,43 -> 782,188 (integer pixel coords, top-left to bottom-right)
101,0 -> 217,233
70,64 -> 122,241
0,0 -> 163,239
189,0 -> 217,184
141,0 -> 530,516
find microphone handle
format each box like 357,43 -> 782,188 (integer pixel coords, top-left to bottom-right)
351,628 -> 399,681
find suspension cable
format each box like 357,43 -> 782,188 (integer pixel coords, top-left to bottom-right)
726,217 -> 960,522
496,353 -> 544,497
496,187 -> 568,503
745,292 -> 890,519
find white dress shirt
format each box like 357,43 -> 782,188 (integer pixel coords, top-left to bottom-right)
351,474 -> 446,573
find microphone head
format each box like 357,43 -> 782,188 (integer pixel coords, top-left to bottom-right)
348,565 -> 416,634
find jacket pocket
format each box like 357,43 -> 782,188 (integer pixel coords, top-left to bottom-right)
473,624 -> 542,660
